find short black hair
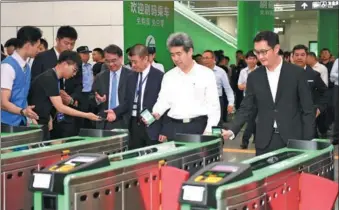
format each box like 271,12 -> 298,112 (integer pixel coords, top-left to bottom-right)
57,50 -> 81,66
93,48 -> 104,57
224,56 -> 230,61
40,38 -> 48,49
1,44 -> 4,53
253,31 -> 279,48
16,26 -> 42,48
5,38 -> 19,48
278,49 -> 284,56
307,52 -> 317,58
292,44 -> 308,54
320,48 -> 331,53
203,50 -> 215,58
128,44 -> 149,57
236,50 -> 243,54
148,47 -> 156,54
104,44 -> 123,57
283,51 -> 290,58
56,26 -> 78,40
245,50 -> 257,59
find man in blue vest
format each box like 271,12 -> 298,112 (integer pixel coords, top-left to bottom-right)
1,26 -> 42,126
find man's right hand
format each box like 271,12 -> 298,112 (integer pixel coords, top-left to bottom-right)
85,113 -> 100,121
152,113 -> 160,120
221,129 -> 234,140
104,109 -> 117,122
95,92 -> 106,103
23,105 -> 39,120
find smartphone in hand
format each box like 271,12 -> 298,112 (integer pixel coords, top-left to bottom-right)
140,109 -> 156,126
212,126 -> 222,136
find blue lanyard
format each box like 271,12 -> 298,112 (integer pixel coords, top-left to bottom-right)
135,74 -> 148,99
53,68 -> 61,91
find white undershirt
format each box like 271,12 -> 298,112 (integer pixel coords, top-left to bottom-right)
265,58 -> 283,128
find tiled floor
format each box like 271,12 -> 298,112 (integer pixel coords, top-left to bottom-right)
222,131 -> 338,210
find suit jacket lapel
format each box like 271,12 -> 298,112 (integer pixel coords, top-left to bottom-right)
262,69 -> 275,106
103,70 -> 110,109
275,63 -> 287,105
143,68 -> 154,105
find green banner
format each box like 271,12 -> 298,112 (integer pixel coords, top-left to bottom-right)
123,1 -> 174,71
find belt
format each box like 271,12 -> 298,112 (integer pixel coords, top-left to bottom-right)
170,115 -> 207,124
273,127 -> 279,134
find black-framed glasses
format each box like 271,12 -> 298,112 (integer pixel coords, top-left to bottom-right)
253,48 -> 272,56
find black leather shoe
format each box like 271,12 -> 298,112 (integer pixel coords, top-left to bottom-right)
240,144 -> 248,149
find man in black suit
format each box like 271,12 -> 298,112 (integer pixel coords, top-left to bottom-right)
31,26 -> 82,138
222,31 -> 315,156
292,44 -> 328,138
92,44 -> 130,130
106,44 -> 165,149
333,96 -> 339,145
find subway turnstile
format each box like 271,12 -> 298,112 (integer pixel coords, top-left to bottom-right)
1,124 -> 44,148
179,139 -> 336,210
30,134 -> 223,210
1,129 -> 128,210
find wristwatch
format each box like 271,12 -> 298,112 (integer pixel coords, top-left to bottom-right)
20,108 -> 25,116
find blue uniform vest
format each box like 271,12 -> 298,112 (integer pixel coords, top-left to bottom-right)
1,56 -> 31,126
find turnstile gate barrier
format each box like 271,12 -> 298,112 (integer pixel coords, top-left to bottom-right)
30,134 -> 223,210
179,139 -> 336,210
1,128 -> 128,210
1,124 -> 44,148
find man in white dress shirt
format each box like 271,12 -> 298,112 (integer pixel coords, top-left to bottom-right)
148,47 -> 165,72
237,51 -> 258,149
202,50 -> 234,125
330,58 -> 338,116
307,52 -> 328,86
152,32 -> 220,138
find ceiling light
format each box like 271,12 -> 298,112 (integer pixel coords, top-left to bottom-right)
282,20 -> 286,23
275,17 -> 280,19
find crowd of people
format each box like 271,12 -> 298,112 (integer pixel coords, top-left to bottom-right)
1,25 -> 338,155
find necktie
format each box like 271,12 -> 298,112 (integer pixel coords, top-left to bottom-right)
136,72 -> 143,118
110,72 -> 117,109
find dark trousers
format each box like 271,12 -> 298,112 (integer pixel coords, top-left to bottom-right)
50,119 -> 79,139
165,116 -> 207,139
326,87 -> 335,127
129,117 -> 158,149
255,132 -> 286,156
218,97 -> 225,125
242,118 -> 256,146
333,90 -> 339,142
235,90 -> 244,110
79,92 -> 97,129
41,124 -> 50,141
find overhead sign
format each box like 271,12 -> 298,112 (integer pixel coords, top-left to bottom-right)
295,1 -> 339,10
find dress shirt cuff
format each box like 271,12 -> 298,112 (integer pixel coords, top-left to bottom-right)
229,130 -> 235,140
152,105 -> 166,117
95,98 -> 102,105
228,103 -> 234,107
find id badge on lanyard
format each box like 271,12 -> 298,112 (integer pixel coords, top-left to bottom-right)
135,75 -> 148,101
55,69 -> 65,122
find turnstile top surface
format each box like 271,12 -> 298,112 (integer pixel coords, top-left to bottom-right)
1,129 -> 40,137
1,133 -> 128,159
215,139 -> 333,196
63,138 -> 221,184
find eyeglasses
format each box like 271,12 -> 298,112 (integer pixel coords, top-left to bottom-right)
105,59 -> 119,64
253,48 -> 272,56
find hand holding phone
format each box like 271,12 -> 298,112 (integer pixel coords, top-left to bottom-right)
212,126 -> 222,136
140,109 -> 156,126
